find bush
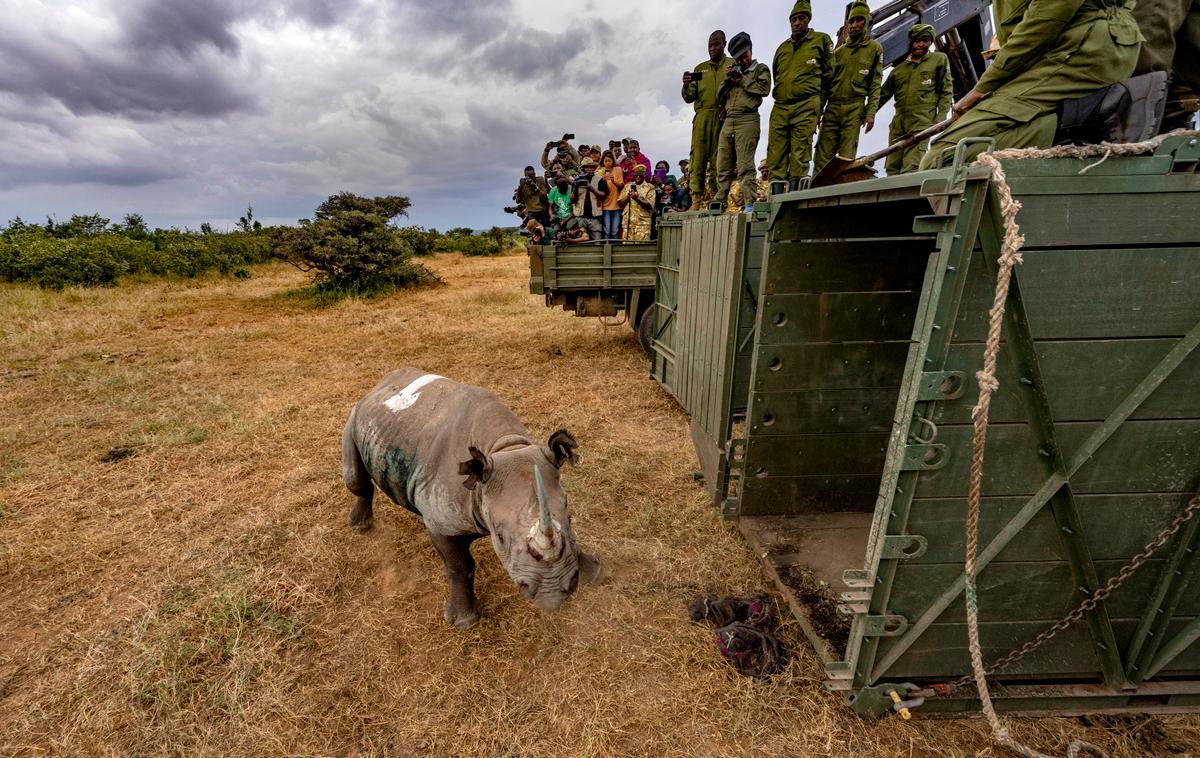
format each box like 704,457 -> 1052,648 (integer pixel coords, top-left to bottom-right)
270,192 -> 436,298
395,225 -> 440,257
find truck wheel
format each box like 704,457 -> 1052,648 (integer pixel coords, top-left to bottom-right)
637,307 -> 654,356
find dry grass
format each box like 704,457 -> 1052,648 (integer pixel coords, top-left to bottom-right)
1,254 -> 1197,757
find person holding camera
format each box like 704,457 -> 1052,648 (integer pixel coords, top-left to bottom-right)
713,32 -> 772,210
813,2 -> 883,175
541,134 -> 581,178
619,139 -> 652,180
620,165 -> 658,242
599,151 -> 625,240
767,1 -> 833,183
513,165 -> 551,226
570,157 -> 608,241
682,30 -> 734,208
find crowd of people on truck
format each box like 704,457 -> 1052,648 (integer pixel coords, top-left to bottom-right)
512,0 -> 1196,245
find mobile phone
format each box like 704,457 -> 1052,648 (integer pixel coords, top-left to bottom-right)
691,71 -> 704,81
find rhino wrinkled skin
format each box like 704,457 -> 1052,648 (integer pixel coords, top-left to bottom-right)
341,368 -> 593,629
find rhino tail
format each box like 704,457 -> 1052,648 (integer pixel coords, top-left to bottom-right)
342,410 -> 375,532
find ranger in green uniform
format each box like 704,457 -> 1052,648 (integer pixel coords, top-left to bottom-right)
767,0 -> 833,182
921,0 -> 1144,168
683,31 -> 735,206
714,32 -> 773,208
813,2 -> 884,173
879,24 -> 954,174
1133,0 -> 1200,129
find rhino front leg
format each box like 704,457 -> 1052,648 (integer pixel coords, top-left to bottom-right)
428,532 -> 482,630
342,419 -> 374,533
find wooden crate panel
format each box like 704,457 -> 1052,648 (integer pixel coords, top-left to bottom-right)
907,492 -> 1199,563
746,389 -> 899,434
913,420 -> 1200,498
757,292 -> 921,344
887,559 -> 1193,622
934,338 -> 1200,424
763,240 -> 933,294
739,475 -> 882,515
953,248 -> 1200,341
1011,192 -> 1200,248
753,342 -> 911,392
744,433 -> 890,476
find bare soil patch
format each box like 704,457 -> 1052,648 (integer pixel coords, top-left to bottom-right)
1,255 -> 1196,756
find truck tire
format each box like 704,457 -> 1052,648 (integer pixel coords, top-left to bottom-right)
637,306 -> 654,356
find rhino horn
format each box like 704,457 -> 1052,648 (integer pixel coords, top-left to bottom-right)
534,465 -> 553,542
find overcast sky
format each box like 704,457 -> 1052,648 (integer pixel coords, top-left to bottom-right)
0,0 -> 894,232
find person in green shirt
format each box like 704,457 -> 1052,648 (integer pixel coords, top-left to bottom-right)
767,0 -> 833,182
921,0 -> 1143,168
813,2 -> 884,174
683,30 -> 735,207
714,32 -> 773,209
879,24 -> 955,174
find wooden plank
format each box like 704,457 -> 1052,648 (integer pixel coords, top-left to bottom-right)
757,292 -> 922,344
887,559 -> 1195,622
934,338 -> 1200,424
770,196 -> 940,242
1009,193 -> 1200,248
753,342 -> 911,392
746,388 -> 899,434
876,618 -> 1200,680
953,248 -> 1200,341
744,433 -> 890,476
912,420 -> 1200,498
739,475 -> 882,515
763,239 -> 933,294
907,492 -> 1200,563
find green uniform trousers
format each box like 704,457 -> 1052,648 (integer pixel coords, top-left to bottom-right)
766,96 -> 823,181
813,100 -> 867,174
884,117 -> 935,175
689,108 -> 721,197
921,20 -> 1140,168
1135,0 -> 1200,92
715,113 -> 761,207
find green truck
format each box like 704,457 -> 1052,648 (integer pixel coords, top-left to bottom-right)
527,238 -> 664,353
651,135 -> 1200,716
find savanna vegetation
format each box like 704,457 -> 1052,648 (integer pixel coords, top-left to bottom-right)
0,195 -> 522,296
2,253 -> 1196,756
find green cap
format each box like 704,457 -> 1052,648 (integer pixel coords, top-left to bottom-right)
790,0 -> 811,19
848,2 -> 871,22
908,23 -> 935,41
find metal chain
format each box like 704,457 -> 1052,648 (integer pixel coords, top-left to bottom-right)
949,493 -> 1200,692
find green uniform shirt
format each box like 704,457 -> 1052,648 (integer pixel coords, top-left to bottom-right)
771,31 -> 833,104
880,51 -> 954,129
828,35 -> 884,118
976,0 -> 1144,94
683,56 -> 736,111
722,61 -> 772,115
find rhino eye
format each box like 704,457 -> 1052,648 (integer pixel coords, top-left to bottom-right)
527,544 -> 544,562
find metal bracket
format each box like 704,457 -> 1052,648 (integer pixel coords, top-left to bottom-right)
824,661 -> 854,691
917,371 -> 967,401
857,614 -> 909,637
880,534 -> 928,560
912,214 -> 956,234
720,497 -> 740,519
900,443 -> 949,470
849,683 -> 910,718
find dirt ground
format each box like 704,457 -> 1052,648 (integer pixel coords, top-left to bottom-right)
2,253 -> 1197,757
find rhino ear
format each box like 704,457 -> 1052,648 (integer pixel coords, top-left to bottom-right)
547,429 -> 579,467
458,447 -> 493,490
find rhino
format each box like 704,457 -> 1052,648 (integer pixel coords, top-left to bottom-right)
341,368 -> 595,629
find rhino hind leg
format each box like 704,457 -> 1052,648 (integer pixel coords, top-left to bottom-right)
428,532 -> 482,630
342,419 -> 375,533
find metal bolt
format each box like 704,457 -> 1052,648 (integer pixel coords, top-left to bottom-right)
1020,377 -> 1034,385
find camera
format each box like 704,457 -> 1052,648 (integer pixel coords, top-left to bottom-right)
573,176 -> 589,188
562,133 -> 575,141
546,141 -> 557,149
689,71 -> 704,81
503,204 -> 525,214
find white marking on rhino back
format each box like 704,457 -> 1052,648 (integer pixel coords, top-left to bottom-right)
384,373 -> 445,413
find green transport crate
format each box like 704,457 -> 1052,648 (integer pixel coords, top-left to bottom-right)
653,135 -> 1200,716
528,240 -> 658,347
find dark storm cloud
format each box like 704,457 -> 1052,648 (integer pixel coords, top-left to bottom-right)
404,0 -> 513,46
476,21 -> 618,87
0,162 -> 177,191
0,0 -> 253,119
289,0 -> 359,27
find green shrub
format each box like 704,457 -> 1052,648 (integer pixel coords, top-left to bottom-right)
270,192 -> 436,299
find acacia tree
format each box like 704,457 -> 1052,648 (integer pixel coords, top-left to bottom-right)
271,192 -> 430,293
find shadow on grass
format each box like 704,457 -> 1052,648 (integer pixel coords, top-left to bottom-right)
275,264 -> 443,308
